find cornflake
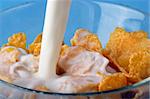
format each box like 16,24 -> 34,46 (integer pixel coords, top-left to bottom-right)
71,29 -> 102,53
105,27 -> 150,76
6,33 -> 26,49
98,73 -> 127,91
29,34 -> 42,56
128,50 -> 150,82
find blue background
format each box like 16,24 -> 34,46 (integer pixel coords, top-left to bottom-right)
0,0 -> 149,46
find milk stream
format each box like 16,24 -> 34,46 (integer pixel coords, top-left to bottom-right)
38,0 -> 70,80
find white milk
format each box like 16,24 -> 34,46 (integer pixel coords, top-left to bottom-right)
38,0 -> 70,80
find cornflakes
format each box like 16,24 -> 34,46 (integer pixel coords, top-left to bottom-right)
0,27 -> 149,93
29,43 -> 41,56
98,73 -> 127,91
29,34 -> 42,56
71,29 -> 102,53
127,50 -> 150,82
105,27 -> 150,75
60,44 -> 69,56
6,33 -> 26,49
33,34 -> 42,43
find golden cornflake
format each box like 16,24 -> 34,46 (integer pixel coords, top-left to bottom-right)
71,29 -> 102,53
6,33 -> 26,49
105,27 -> 150,74
98,73 -> 127,91
29,43 -> 41,56
28,34 -> 42,56
33,33 -> 42,43
128,50 -> 150,82
60,44 -> 69,56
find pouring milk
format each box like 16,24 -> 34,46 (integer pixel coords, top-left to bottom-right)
38,0 -> 70,80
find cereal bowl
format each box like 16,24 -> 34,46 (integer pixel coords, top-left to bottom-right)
0,0 -> 149,99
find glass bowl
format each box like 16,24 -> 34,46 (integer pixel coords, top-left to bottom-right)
0,0 -> 149,99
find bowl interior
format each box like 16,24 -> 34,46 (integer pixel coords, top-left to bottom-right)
0,0 -> 149,96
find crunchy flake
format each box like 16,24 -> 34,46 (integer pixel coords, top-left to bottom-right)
71,29 -> 102,53
6,33 -> 26,49
98,73 -> 127,91
28,34 -> 42,56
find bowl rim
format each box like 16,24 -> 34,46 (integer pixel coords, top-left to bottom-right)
0,77 -> 149,96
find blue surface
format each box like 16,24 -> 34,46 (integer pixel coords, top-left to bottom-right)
0,0 -> 149,46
